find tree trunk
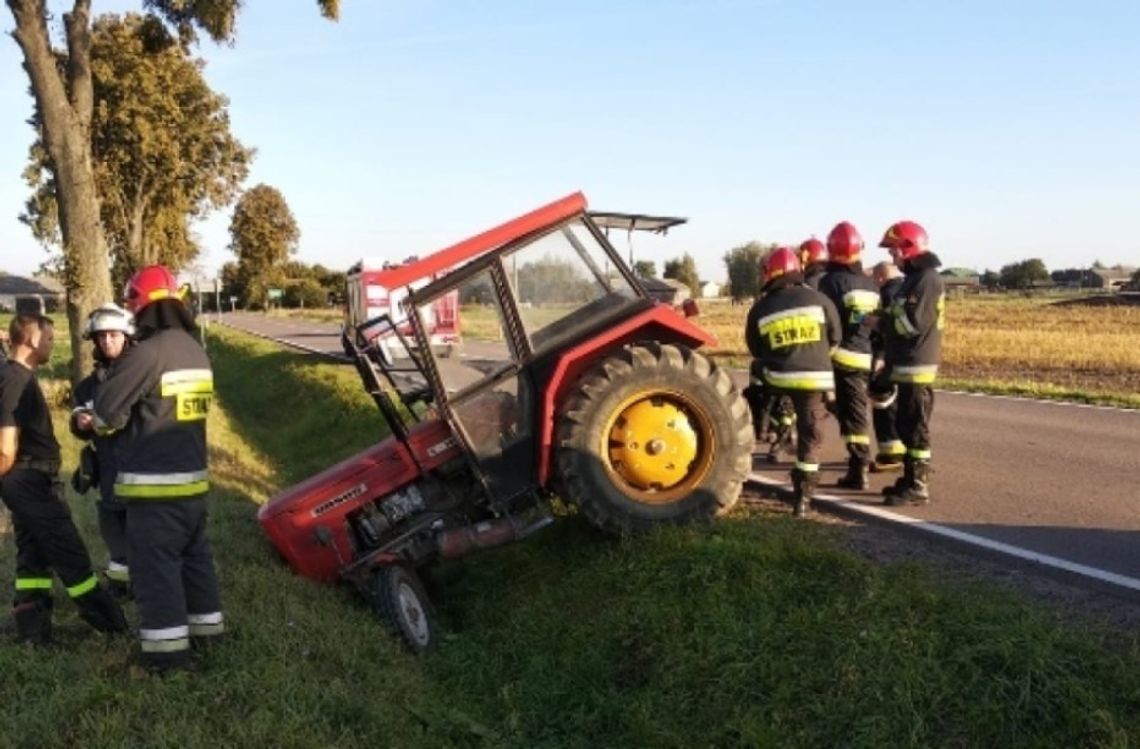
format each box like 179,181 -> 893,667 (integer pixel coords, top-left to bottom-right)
8,0 -> 111,385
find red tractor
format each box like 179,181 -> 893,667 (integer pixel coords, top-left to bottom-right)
258,192 -> 752,650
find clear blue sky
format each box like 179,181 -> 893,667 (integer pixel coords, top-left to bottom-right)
2,0 -> 1138,283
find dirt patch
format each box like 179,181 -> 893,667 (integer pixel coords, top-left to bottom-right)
1050,293 -> 1140,307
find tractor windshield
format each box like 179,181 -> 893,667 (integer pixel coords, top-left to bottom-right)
502,218 -> 640,352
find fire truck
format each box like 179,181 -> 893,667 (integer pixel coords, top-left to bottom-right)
344,257 -> 460,359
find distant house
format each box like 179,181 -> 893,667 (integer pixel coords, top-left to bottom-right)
1089,267 -> 1136,291
0,274 -> 64,313
699,280 -> 722,298
939,267 -> 980,289
639,276 -> 692,305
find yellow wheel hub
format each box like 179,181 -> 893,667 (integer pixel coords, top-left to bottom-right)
605,392 -> 711,499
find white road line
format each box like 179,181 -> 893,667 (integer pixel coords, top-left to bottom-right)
936,389 -> 1139,414
747,473 -> 1140,596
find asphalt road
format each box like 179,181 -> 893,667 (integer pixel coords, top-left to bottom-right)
214,312 -> 1140,598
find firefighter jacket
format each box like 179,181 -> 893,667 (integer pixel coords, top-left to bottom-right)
92,328 -> 213,500
880,253 -> 945,384
746,281 -> 842,391
818,262 -> 881,372
803,265 -> 826,291
71,367 -> 121,503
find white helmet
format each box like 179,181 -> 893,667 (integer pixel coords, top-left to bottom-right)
84,303 -> 136,339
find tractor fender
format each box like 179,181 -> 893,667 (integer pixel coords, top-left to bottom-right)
536,304 -> 716,486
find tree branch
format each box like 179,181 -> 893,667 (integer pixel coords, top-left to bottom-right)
63,0 -> 93,130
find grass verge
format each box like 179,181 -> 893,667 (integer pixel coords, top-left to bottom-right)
1,326 -> 1138,748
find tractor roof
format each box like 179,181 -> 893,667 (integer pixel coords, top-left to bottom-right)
587,212 -> 687,235
360,192 -> 588,290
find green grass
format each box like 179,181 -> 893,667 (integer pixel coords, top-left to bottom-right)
1,326 -> 1138,748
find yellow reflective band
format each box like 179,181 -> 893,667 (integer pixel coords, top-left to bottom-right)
891,365 -> 938,384
15,577 -> 53,591
843,289 -> 880,313
189,622 -> 225,637
892,303 -> 919,337
116,480 -> 209,498
780,417 -> 794,426
763,369 -> 835,391
832,348 -> 872,371
908,448 -> 932,460
794,461 -> 819,472
843,434 -> 871,445
160,369 -> 214,397
140,637 -> 191,654
67,574 -> 98,598
878,440 -> 906,456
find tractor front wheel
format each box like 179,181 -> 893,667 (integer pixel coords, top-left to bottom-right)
556,342 -> 752,536
368,564 -> 436,653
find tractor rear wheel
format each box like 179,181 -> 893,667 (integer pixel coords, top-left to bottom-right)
556,342 -> 752,536
368,564 -> 436,653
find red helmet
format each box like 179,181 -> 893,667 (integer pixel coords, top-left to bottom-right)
879,220 -> 929,260
124,264 -> 181,314
797,238 -> 827,267
826,221 -> 864,264
762,247 -> 802,286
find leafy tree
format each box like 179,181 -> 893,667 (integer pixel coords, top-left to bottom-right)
516,257 -> 593,304
1131,268 -> 1140,290
229,184 -> 299,309
998,258 -> 1050,290
6,0 -> 337,383
980,269 -> 1001,291
20,13 -> 252,285
722,242 -> 772,301
284,278 -> 327,309
633,260 -> 657,279
663,253 -> 701,297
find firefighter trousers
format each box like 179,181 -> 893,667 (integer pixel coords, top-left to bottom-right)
896,383 -> 935,462
834,367 -> 871,462
1,468 -> 125,636
2,468 -> 98,604
127,498 -> 224,668
777,390 -> 828,476
97,498 -> 129,586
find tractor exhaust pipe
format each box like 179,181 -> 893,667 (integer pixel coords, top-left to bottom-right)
436,512 -> 553,560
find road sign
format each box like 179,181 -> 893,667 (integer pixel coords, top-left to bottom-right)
268,288 -> 283,300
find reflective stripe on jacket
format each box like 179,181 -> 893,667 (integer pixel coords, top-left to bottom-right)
93,328 -> 212,500
746,282 -> 842,392
818,262 -> 881,372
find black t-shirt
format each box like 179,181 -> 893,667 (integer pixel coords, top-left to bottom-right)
0,360 -> 61,463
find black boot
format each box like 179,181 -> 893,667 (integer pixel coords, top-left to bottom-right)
882,459 -> 914,497
886,460 -> 930,506
13,599 -> 53,646
791,469 -> 817,517
836,457 -> 869,490
75,584 -> 129,635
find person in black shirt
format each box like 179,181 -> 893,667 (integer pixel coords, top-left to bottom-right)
0,315 -> 127,645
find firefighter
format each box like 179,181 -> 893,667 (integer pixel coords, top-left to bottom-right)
93,266 -> 222,672
869,261 -> 905,471
797,238 -> 828,290
1,314 -> 128,645
817,222 -> 881,490
70,304 -> 136,597
746,248 -> 842,516
877,222 -> 945,505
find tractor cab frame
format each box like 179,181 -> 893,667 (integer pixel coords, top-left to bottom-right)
261,192 -> 752,651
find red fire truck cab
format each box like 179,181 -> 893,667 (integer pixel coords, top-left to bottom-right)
344,257 -> 460,359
